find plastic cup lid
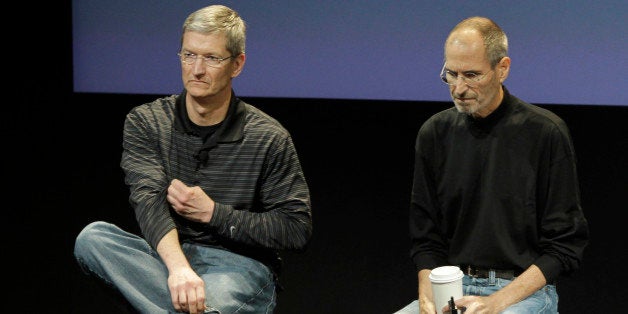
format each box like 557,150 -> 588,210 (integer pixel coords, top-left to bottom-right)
429,265 -> 463,283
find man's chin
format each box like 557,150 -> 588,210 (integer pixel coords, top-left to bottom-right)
186,80 -> 209,89
186,85 -> 209,96
454,102 -> 470,113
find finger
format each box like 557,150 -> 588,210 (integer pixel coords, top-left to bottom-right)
178,288 -> 189,311
168,180 -> 179,193
170,178 -> 188,192
188,300 -> 198,314
166,194 -> 176,206
167,182 -> 183,200
176,208 -> 190,215
186,287 -> 201,314
166,196 -> 182,213
170,292 -> 181,311
195,285 -> 206,312
167,188 -> 180,208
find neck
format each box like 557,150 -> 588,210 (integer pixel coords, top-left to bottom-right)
472,86 -> 503,119
186,93 -> 230,126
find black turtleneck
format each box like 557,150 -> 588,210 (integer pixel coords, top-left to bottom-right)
409,86 -> 589,284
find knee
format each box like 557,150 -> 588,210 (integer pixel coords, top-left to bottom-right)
74,221 -> 114,258
207,275 -> 277,313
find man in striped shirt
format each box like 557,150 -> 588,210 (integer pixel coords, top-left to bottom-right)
74,5 -> 312,314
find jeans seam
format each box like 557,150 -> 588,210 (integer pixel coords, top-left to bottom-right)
233,279 -> 275,313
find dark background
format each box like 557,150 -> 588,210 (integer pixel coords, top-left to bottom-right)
14,2 -> 627,314
60,95 -> 626,314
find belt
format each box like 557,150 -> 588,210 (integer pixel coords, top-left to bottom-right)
460,264 -> 520,280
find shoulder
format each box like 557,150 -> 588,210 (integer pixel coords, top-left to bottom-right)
420,107 -> 460,135
123,95 -> 178,137
510,95 -> 570,133
127,94 -> 178,121
242,102 -> 291,138
508,95 -> 576,155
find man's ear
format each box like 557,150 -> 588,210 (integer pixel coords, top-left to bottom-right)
498,56 -> 511,82
231,53 -> 246,78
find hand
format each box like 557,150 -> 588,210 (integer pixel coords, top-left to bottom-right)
442,298 -> 467,314
168,266 -> 207,314
167,179 -> 215,223
451,295 -> 495,313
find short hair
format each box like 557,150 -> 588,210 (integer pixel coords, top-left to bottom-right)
446,16 -> 508,67
181,5 -> 246,57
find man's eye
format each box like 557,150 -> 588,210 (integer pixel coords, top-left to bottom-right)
206,56 -> 221,61
464,73 -> 479,79
183,52 -> 195,58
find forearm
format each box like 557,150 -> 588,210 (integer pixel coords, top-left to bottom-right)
486,264 -> 547,312
418,269 -> 433,300
156,229 -> 190,271
210,202 -> 312,250
417,269 -> 436,314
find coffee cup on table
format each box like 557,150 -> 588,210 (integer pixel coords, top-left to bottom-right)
429,265 -> 463,313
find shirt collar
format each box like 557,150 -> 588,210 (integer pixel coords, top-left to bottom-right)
173,89 -> 246,143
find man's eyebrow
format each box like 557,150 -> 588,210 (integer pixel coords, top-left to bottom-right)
445,68 -> 481,74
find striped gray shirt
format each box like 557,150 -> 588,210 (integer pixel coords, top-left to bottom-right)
121,91 -> 312,270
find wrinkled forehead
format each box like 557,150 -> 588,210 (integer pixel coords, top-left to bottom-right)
182,31 -> 229,52
445,30 -> 489,69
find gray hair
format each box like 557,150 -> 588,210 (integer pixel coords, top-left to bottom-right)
181,5 -> 246,56
446,16 -> 508,67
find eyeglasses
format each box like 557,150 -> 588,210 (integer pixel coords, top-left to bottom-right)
440,64 -> 492,88
178,52 -> 234,68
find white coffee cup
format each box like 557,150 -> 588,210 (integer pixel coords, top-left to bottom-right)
429,265 -> 463,313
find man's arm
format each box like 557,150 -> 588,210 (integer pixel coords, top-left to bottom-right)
156,229 -> 207,314
121,105 -> 177,249
417,269 -> 436,314
454,265 -> 546,313
206,134 -> 313,251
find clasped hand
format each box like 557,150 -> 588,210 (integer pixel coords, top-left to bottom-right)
168,266 -> 207,313
167,179 -> 215,223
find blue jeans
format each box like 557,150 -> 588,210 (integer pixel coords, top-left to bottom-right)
394,275 -> 558,314
74,221 -> 277,314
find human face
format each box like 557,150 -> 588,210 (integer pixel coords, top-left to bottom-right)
180,31 -> 244,100
444,31 -> 506,118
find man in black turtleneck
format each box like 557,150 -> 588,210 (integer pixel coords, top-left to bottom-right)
396,16 -> 589,314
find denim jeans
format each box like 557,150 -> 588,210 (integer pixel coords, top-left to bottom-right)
393,275 -> 558,314
74,221 -> 277,314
